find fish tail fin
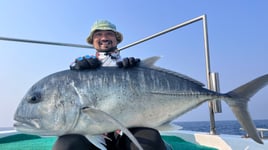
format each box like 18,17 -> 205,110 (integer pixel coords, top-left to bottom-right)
225,74 -> 268,144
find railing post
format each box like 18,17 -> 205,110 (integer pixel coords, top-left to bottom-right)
202,15 -> 222,135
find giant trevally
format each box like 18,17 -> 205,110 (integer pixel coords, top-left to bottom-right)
14,57 -> 268,147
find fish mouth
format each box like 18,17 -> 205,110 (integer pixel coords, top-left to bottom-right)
13,117 -> 42,133
13,117 -> 61,136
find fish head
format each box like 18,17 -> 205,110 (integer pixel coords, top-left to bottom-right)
14,73 -> 81,136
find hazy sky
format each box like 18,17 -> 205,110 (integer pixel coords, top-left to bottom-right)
0,0 -> 267,127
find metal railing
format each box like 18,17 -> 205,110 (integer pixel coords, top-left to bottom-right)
0,36 -> 93,49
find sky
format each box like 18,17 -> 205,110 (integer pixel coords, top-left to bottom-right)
0,0 -> 267,127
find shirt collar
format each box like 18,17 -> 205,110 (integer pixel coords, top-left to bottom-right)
96,51 -> 120,60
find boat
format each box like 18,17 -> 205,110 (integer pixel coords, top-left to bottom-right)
1,128 -> 267,150
0,15 -> 267,149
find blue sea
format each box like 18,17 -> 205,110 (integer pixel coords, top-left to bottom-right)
173,119 -> 268,137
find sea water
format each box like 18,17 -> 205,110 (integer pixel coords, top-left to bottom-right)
174,119 -> 268,137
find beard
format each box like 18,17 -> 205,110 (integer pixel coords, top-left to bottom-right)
96,46 -> 118,52
94,39 -> 118,52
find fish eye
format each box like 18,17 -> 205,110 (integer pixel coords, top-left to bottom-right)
28,92 -> 42,103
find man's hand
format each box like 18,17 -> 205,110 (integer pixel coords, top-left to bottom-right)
116,57 -> 140,68
70,55 -> 101,70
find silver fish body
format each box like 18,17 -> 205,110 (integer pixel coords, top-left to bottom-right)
14,57 -> 268,144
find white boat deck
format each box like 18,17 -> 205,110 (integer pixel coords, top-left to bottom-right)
160,130 -> 268,150
0,129 -> 17,138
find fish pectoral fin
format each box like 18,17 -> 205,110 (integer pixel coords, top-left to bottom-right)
85,135 -> 107,150
82,107 -> 143,150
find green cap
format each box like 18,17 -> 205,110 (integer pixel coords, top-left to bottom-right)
86,20 -> 123,44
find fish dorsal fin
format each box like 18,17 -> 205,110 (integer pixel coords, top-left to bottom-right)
152,67 -> 204,86
140,56 -> 204,87
140,56 -> 160,67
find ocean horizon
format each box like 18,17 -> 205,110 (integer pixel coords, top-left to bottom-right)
173,119 -> 268,136
1,119 -> 267,137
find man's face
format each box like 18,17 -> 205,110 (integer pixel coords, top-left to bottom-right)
92,30 -> 118,52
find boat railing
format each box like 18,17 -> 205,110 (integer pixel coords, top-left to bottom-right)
240,128 -> 268,139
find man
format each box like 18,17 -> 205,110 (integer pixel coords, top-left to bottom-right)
69,20 -> 139,70
53,20 -> 168,150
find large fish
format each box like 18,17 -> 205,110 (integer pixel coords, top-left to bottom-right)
14,57 -> 268,147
